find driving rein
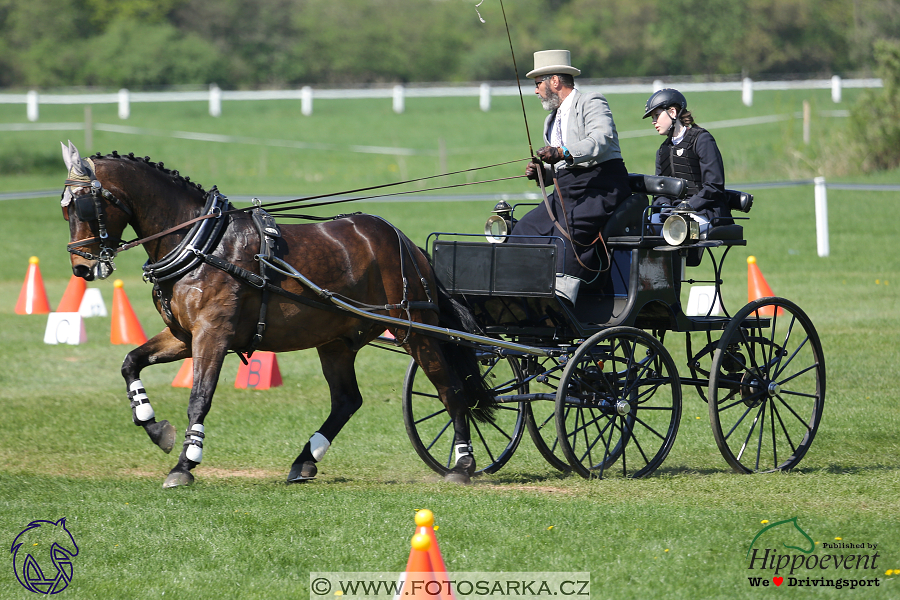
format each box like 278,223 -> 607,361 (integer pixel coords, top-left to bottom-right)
63,168 -> 437,353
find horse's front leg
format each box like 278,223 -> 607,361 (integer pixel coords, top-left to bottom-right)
121,328 -> 190,454
162,337 -> 230,489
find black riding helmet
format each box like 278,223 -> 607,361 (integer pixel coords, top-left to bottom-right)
642,88 -> 687,119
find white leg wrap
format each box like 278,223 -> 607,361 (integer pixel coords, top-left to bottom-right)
129,379 -> 155,423
455,442 -> 473,465
185,424 -> 204,463
310,432 -> 330,462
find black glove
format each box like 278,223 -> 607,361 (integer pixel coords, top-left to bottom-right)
525,159 -> 549,186
536,145 -> 563,164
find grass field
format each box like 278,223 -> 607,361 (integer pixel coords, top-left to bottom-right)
1,89 -> 899,599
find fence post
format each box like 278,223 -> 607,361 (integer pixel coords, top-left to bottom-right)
209,84 -> 222,117
84,105 -> 92,150
393,85 -> 405,114
742,77 -> 753,107
479,82 -> 491,112
803,100 -> 811,144
301,86 -> 313,116
831,75 -> 842,103
118,88 -> 130,120
652,79 -> 664,92
814,176 -> 829,257
26,90 -> 39,122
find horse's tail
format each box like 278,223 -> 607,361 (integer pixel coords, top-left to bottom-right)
434,278 -> 498,424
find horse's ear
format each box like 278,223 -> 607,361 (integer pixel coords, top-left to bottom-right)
68,140 -> 82,172
61,140 -> 83,173
61,141 -> 74,171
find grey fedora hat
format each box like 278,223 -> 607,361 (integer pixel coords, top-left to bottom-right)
526,49 -> 581,79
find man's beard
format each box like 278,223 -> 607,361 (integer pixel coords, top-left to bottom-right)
541,90 -> 562,111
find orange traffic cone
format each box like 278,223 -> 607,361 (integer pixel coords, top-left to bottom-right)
15,256 -> 51,314
414,510 -> 453,587
56,274 -> 87,312
111,279 -> 148,345
235,352 -> 282,390
394,533 -> 440,600
747,256 -> 783,316
172,358 -> 194,388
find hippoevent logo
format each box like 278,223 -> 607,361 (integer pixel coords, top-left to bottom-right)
10,518 -> 79,594
746,517 -> 882,590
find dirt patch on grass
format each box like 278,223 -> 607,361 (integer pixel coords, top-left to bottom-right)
481,483 -> 576,495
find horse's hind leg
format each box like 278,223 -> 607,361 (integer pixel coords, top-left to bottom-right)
121,328 -> 190,454
404,333 -> 476,484
287,341 -> 364,483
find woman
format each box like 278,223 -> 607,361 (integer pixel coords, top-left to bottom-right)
643,88 -> 731,233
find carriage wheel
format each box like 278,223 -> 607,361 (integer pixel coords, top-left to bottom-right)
555,327 -> 682,479
521,354 -> 571,472
708,298 -> 825,473
402,355 -> 526,477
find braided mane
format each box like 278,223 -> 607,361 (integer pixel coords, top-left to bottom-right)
93,151 -> 206,194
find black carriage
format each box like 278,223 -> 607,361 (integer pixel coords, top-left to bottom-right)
399,174 -> 826,479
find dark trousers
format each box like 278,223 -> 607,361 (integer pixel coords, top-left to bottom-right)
512,158 -> 630,279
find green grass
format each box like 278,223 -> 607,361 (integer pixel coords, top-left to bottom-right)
1,92 -> 899,599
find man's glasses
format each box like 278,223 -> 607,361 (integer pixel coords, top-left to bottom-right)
535,76 -> 554,87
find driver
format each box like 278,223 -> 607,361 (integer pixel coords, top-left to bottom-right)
515,49 -> 631,281
643,88 -> 731,234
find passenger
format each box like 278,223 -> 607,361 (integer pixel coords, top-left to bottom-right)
516,49 -> 631,282
643,88 -> 731,234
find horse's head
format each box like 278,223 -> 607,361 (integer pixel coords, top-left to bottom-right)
61,141 -> 133,281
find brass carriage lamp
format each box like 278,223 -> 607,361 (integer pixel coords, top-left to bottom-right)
662,201 -> 700,246
485,200 -> 514,243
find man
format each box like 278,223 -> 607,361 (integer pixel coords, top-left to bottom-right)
514,49 -> 631,282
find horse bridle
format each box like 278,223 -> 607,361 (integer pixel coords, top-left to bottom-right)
63,177 -> 133,274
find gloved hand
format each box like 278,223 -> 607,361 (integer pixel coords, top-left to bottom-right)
525,159 -> 549,186
536,145 -> 563,164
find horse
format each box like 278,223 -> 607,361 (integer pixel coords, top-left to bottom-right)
59,141 -> 495,488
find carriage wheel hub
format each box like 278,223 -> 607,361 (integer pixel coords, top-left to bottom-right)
767,381 -> 781,397
615,400 -> 631,416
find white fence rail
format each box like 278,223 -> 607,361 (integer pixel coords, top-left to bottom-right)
0,78 -> 883,121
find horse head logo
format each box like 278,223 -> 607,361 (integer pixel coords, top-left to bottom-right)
10,518 -> 79,594
747,516 -> 815,558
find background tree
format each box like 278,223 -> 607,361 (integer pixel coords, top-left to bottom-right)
851,39 -> 900,171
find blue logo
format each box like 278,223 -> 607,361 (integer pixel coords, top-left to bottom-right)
10,518 -> 79,594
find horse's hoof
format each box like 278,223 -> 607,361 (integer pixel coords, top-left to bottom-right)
162,470 -> 194,489
443,470 -> 472,485
146,420 -> 177,454
286,461 -> 317,483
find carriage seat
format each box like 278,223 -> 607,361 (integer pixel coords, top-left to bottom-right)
703,189 -> 754,243
602,174 -> 688,239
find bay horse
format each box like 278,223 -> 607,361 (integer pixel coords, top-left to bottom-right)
60,141 -> 494,488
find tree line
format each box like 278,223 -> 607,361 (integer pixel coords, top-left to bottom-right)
0,0 -> 898,90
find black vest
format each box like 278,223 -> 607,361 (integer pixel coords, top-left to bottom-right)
657,127 -> 705,196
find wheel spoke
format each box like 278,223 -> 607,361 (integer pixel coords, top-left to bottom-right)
776,395 -> 815,430
771,400 -> 798,455
724,403 -> 756,441
736,403 -> 765,462
776,361 -> 819,387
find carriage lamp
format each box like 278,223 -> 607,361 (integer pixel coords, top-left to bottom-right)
662,201 -> 700,246
485,200 -> 514,243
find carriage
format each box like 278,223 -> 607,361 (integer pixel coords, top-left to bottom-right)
61,143 -> 824,486
394,174 -> 826,479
